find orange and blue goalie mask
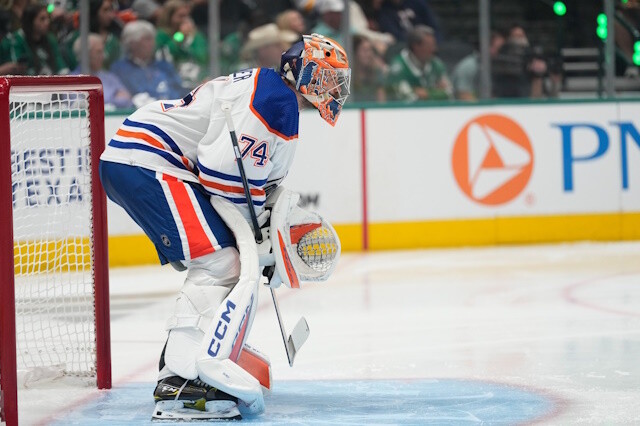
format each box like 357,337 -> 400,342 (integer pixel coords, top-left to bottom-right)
281,34 -> 351,126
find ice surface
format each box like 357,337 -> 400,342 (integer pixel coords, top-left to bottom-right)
46,380 -> 555,425
16,242 -> 640,424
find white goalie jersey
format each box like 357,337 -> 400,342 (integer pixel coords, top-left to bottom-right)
100,67 -> 299,220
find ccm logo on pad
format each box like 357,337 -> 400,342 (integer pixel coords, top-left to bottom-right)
452,114 -> 534,206
207,299 -> 236,357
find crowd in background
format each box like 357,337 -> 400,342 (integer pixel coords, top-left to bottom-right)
0,0 -> 565,110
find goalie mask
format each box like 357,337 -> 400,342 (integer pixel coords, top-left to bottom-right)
268,189 -> 340,288
281,33 -> 351,127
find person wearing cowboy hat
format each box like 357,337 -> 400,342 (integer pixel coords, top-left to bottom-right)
240,23 -> 299,70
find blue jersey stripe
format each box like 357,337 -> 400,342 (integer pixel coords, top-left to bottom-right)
109,139 -> 190,171
203,185 -> 266,200
197,161 -> 268,186
123,118 -> 184,156
214,195 -> 266,206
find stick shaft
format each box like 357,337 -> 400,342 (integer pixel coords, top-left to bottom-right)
222,106 -> 262,243
270,287 -> 293,366
222,103 -> 294,363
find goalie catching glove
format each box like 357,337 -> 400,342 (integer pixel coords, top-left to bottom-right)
259,187 -> 341,289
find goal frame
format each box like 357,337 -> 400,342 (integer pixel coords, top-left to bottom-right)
0,76 -> 111,426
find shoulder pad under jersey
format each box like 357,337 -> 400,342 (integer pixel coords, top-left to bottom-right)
250,68 -> 299,141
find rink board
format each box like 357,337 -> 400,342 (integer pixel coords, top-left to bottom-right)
98,100 -> 640,264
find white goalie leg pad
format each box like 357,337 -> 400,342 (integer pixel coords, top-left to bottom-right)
196,196 -> 264,413
197,358 -> 263,413
164,247 -> 240,380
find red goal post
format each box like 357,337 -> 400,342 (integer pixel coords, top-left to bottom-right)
0,76 -> 111,426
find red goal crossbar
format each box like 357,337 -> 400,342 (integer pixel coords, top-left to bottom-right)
0,76 -> 111,426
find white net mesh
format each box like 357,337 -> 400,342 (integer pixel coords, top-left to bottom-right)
9,91 -> 97,383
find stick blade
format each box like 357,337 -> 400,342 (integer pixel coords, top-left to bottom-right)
286,317 -> 310,366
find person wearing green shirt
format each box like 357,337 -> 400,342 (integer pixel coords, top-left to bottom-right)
386,25 -> 453,102
0,3 -> 69,75
156,0 -> 208,90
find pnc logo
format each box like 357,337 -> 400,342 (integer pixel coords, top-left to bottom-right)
452,114 -> 534,205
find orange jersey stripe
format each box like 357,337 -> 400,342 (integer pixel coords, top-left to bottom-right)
117,129 -> 193,171
163,174 -> 215,259
199,176 -> 265,197
116,129 -> 165,149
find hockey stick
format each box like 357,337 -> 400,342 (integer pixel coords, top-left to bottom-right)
267,268 -> 309,367
221,103 -> 309,367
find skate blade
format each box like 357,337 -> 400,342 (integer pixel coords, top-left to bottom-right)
152,400 -> 242,421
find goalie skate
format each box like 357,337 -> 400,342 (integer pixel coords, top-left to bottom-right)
152,376 -> 242,421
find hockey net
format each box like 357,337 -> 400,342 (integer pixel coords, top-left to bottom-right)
0,76 -> 111,426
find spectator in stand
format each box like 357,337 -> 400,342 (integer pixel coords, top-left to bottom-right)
452,31 -> 505,101
354,0 -> 384,31
188,0 -> 209,36
0,2 -> 69,75
376,0 -> 441,43
0,0 -> 27,39
0,53 -> 26,74
111,20 -> 184,106
156,0 -> 208,90
191,0 -> 292,40
233,0 -> 296,26
64,0 -> 122,71
218,7 -> 269,76
275,8 -> 306,37
350,0 -> 394,55
116,0 -> 135,9
131,0 -> 162,24
351,35 -> 387,102
0,47 -> 26,74
240,23 -> 298,70
195,0 -> 253,41
0,0 -> 27,75
492,24 -> 548,98
72,33 -> 133,110
311,0 -> 344,44
47,0 -> 74,43
386,25 -> 451,101
308,0 -> 394,55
